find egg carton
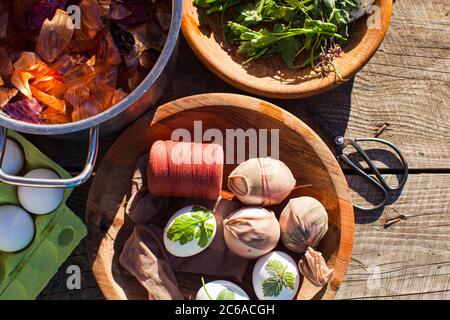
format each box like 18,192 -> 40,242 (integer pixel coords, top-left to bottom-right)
0,131 -> 87,300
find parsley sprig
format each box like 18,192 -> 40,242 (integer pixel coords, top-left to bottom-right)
262,259 -> 296,297
167,206 -> 215,248
194,0 -> 358,76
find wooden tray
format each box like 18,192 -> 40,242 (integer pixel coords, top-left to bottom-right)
86,93 -> 354,300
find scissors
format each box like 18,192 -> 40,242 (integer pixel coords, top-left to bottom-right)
308,111 -> 409,212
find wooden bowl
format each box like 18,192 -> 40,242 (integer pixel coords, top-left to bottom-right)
181,0 -> 393,99
86,93 -> 354,300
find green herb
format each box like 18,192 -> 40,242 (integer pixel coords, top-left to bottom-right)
167,206 -> 215,248
262,259 -> 296,297
194,0 -> 358,77
201,277 -> 214,300
217,288 -> 236,300
200,277 -> 237,300
193,0 -> 241,14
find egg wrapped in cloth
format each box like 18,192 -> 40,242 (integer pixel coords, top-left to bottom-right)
227,158 -> 296,206
279,197 -> 328,254
223,207 -> 280,259
298,247 -> 334,287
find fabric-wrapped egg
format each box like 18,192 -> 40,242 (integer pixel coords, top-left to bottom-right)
279,197 -> 328,253
227,158 -> 296,206
223,207 -> 280,259
298,247 -> 334,287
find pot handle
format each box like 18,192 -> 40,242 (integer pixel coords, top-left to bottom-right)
0,126 -> 99,188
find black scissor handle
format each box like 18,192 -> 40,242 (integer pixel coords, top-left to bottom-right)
337,137 -> 409,212
339,153 -> 388,211
350,137 -> 409,191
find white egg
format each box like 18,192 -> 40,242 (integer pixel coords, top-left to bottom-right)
196,280 -> 250,300
1,139 -> 25,175
253,251 -> 300,300
18,169 -> 64,215
164,205 -> 217,257
349,0 -> 375,22
0,205 -> 35,253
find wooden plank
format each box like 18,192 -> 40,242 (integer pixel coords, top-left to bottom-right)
336,174 -> 450,300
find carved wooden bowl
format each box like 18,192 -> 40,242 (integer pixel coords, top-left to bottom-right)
181,0 -> 392,99
86,93 -> 354,300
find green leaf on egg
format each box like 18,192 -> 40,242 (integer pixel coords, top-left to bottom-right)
167,206 -> 215,248
216,288 -> 236,300
262,259 -> 296,297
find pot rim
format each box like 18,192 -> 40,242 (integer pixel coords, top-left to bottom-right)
0,0 -> 182,136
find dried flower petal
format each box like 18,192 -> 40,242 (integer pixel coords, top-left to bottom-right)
0,88 -> 18,108
99,28 -> 122,66
33,76 -> 67,98
74,0 -> 105,41
0,11 -> 8,40
0,47 -> 14,77
30,85 -> 66,112
90,64 -> 118,111
127,22 -> 165,53
71,100 -> 99,121
13,0 -> 37,30
113,3 -> 149,25
63,61 -> 95,86
110,2 -> 132,21
11,70 -> 34,99
3,98 -> 44,124
97,0 -> 112,17
68,37 -> 99,54
110,22 -> 135,54
111,88 -> 127,105
36,9 -> 75,63
50,54 -> 75,75
41,107 -> 71,124
298,247 -> 334,287
27,0 -> 68,32
64,84 -> 92,108
139,49 -> 159,70
13,52 -> 51,77
90,85 -> 114,112
156,4 -> 171,31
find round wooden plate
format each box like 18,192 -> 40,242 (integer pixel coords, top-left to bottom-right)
181,0 -> 392,99
86,93 -> 354,300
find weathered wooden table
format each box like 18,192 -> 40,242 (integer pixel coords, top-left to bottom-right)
32,0 -> 449,300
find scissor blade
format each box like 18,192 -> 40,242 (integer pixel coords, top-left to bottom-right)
305,109 -> 343,143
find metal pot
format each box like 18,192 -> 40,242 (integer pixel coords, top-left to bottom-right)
0,0 -> 182,189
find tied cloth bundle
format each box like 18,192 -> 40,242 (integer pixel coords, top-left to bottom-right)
228,158 -> 297,206
148,140 -> 224,200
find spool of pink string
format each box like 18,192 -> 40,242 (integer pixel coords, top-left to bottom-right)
147,140 -> 224,200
